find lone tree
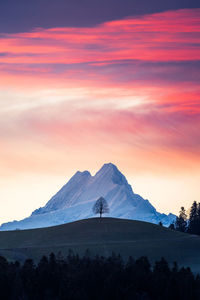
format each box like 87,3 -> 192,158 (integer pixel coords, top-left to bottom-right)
93,197 -> 109,218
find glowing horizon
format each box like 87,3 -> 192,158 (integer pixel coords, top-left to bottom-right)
0,8 -> 200,224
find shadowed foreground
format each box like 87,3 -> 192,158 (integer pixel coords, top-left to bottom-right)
0,217 -> 200,272
0,252 -> 199,300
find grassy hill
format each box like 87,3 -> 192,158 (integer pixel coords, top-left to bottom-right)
0,217 -> 200,272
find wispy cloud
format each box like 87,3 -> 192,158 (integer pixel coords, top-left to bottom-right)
0,8 -> 199,67
0,8 -> 199,176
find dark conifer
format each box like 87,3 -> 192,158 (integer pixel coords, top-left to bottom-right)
169,223 -> 175,230
189,201 -> 198,222
175,206 -> 187,232
0,251 -> 200,299
188,201 -> 200,235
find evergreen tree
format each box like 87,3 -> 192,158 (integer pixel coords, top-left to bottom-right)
168,223 -> 175,230
197,203 -> 200,219
175,207 -> 187,232
0,252 -> 199,299
189,201 -> 198,222
188,201 -> 200,235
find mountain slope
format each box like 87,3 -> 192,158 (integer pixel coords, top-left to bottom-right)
0,163 -> 175,230
0,218 -> 200,273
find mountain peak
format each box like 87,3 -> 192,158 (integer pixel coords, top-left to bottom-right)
100,162 -> 118,171
99,162 -> 121,172
74,170 -> 91,177
95,163 -> 118,176
70,170 -> 91,182
94,163 -> 128,186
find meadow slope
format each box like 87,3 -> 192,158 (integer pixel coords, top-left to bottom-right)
0,217 -> 200,272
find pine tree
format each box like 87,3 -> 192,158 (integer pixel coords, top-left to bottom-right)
188,201 -> 200,235
189,201 -> 198,222
175,207 -> 187,232
197,202 -> 200,219
168,223 -> 175,230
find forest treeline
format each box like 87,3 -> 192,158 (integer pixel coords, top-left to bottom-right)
0,251 -> 200,300
170,201 -> 200,235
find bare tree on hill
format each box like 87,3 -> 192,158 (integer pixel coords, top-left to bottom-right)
93,197 -> 109,218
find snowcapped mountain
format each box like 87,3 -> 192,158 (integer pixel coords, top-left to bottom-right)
0,163 -> 176,230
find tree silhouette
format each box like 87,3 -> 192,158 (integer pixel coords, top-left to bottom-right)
175,206 -> 187,232
93,197 -> 109,218
189,201 -> 198,222
0,252 -> 199,299
188,201 -> 200,235
168,223 -> 175,230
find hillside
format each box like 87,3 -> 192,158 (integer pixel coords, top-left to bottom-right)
0,217 -> 200,272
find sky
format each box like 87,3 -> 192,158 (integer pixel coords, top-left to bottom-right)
0,1 -> 200,224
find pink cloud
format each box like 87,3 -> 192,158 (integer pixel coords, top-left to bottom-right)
0,8 -> 199,66
0,8 -> 199,176
1,103 -> 200,177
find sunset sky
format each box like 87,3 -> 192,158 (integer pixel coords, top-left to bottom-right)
0,0 -> 200,224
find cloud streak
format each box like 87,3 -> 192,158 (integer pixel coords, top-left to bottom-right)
0,8 -> 199,175
0,8 -> 199,67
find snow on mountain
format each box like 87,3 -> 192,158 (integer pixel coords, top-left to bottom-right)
0,163 -> 176,230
